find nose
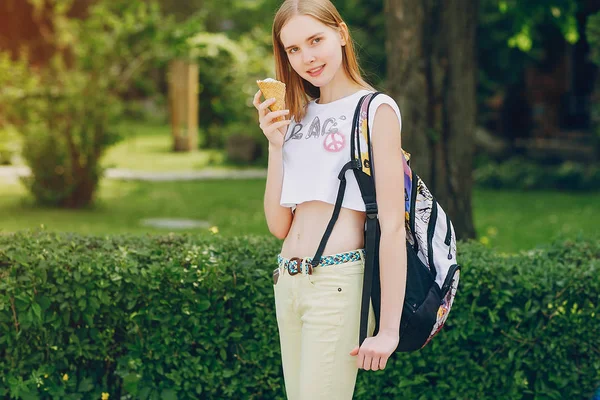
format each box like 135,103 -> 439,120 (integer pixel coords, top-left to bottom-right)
302,49 -> 316,65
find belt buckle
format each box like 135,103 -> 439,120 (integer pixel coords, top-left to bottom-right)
288,257 -> 303,275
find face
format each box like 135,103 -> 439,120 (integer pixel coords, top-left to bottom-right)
279,15 -> 347,87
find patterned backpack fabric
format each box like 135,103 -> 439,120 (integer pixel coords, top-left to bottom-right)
306,92 -> 461,352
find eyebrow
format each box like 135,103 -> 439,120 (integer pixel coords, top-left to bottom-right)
284,32 -> 325,51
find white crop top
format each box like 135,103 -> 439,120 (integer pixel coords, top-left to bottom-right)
280,89 -> 402,212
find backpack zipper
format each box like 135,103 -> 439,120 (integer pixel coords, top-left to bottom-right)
441,264 -> 460,296
444,212 -> 453,260
409,170 -> 419,251
427,199 -> 438,279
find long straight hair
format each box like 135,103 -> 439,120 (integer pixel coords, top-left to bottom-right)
272,0 -> 377,122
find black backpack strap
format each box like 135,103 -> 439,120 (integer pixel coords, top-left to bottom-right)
309,159 -> 361,267
359,202 -> 379,344
309,93 -> 372,268
351,92 -> 383,346
309,91 -> 383,348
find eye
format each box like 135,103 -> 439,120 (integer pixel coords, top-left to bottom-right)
287,37 -> 323,54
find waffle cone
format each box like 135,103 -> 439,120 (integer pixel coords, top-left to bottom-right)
257,79 -> 286,122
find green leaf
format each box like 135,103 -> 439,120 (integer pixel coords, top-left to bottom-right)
197,300 -> 211,311
160,388 -> 177,400
122,373 -> 141,395
31,302 -> 42,321
229,332 -> 243,339
77,377 -> 94,392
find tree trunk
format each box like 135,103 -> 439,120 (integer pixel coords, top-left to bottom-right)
385,0 -> 478,241
169,59 -> 199,152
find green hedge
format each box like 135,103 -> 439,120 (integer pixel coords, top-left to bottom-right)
0,231 -> 598,399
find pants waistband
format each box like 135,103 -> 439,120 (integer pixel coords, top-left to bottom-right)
277,249 -> 365,275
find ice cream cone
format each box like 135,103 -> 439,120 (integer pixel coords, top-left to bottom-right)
257,78 -> 286,122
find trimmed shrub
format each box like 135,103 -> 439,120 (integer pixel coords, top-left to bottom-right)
0,231 -> 598,399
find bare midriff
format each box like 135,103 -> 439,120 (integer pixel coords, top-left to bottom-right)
280,200 -> 366,259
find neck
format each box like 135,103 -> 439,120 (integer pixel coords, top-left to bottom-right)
317,70 -> 366,104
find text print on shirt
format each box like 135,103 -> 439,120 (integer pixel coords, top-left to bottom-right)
285,114 -> 349,152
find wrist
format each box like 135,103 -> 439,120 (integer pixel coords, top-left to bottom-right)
269,143 -> 283,153
378,327 -> 399,338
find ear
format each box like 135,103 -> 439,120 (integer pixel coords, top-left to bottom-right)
338,22 -> 348,46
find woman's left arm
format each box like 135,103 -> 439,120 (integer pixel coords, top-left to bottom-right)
349,103 -> 406,371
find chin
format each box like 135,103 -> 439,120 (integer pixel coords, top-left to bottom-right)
307,75 -> 330,88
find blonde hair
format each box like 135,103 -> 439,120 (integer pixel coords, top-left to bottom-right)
272,0 -> 377,122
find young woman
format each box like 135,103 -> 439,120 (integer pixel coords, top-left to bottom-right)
252,1 -> 407,398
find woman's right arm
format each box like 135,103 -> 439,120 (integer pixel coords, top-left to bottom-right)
263,144 -> 293,239
253,90 -> 293,240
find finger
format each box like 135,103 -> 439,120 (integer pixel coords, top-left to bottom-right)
356,349 -> 366,369
265,119 -> 292,134
349,346 -> 359,356
379,357 -> 388,370
362,355 -> 372,371
253,90 -> 262,109
370,357 -> 380,372
257,98 -> 276,121
258,98 -> 277,113
266,109 -> 290,123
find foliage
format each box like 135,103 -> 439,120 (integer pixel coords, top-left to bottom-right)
190,26 -> 275,156
474,156 -> 600,191
487,0 -> 579,53
0,125 -> 20,165
150,0 -> 277,157
586,12 -> 600,144
587,12 -> 600,66
184,0 -> 582,152
0,0 -> 170,208
0,232 -> 283,399
0,231 -> 598,399
477,0 -> 580,126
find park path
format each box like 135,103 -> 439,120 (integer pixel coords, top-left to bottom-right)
0,166 -> 267,182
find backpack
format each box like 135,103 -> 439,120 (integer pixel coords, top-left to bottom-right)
307,92 -> 461,352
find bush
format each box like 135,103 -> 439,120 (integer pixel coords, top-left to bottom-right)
0,1 -> 169,208
474,156 -> 600,191
0,125 -> 20,165
0,232 -> 598,399
189,27 -> 276,163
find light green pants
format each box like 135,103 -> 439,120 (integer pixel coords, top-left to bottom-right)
273,250 -> 376,400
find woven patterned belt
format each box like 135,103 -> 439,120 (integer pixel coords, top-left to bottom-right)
277,249 -> 365,275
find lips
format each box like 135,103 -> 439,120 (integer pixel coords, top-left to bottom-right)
307,65 -> 325,76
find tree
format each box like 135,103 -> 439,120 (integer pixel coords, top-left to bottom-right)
385,0 -> 479,240
0,0 -> 169,208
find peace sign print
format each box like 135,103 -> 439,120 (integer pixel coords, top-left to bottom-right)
323,131 -> 346,153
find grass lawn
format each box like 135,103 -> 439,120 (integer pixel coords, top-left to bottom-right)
8,119 -> 257,172
1,177 -> 598,254
472,189 -> 599,252
101,120 -> 229,171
